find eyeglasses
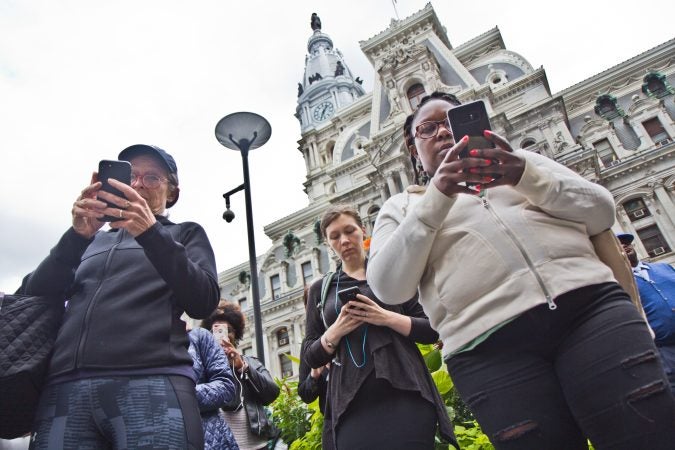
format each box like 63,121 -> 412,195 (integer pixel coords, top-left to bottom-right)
130,173 -> 168,189
415,118 -> 453,139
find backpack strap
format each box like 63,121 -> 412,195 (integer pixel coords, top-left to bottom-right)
318,271 -> 336,330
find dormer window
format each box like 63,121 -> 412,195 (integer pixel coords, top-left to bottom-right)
594,94 -> 624,120
642,72 -> 674,98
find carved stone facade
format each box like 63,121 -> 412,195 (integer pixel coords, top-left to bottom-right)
214,5 -> 675,379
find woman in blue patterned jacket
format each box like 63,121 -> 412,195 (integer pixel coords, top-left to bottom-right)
188,326 -> 240,450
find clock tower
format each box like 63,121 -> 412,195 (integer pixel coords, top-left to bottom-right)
296,13 -> 365,132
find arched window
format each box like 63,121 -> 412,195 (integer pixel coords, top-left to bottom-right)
622,198 -> 651,222
521,138 -> 536,149
276,327 -> 289,347
407,84 -> 426,110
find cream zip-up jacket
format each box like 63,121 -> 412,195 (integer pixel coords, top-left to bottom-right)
367,150 -> 617,356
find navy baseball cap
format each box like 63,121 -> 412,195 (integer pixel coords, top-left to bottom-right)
616,233 -> 635,244
118,144 -> 180,208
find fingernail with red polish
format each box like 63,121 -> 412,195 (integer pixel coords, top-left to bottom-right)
462,135 -> 469,143
483,130 -> 492,138
469,168 -> 479,174
469,149 -> 479,157
484,159 -> 492,165
484,176 -> 493,182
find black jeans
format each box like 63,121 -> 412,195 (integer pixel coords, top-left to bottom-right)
446,283 -> 675,450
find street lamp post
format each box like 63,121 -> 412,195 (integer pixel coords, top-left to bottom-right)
215,112 -> 272,365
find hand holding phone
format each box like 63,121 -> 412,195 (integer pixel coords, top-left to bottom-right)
447,100 -> 495,159
337,287 -> 361,307
97,160 -> 131,222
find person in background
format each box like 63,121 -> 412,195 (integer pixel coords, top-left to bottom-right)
297,286 -> 330,445
21,144 -> 220,449
367,91 -> 675,449
618,232 -> 675,394
201,303 -> 280,450
187,325 -> 240,449
302,204 -> 456,450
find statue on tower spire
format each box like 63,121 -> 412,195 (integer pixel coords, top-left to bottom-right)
310,13 -> 322,31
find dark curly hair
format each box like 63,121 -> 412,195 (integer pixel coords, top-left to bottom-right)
200,301 -> 246,344
404,91 -> 462,184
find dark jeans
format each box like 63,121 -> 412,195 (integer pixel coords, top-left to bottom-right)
656,343 -> 675,395
30,375 -> 203,450
446,283 -> 675,450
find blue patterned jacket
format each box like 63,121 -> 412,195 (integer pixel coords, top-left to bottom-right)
189,327 -> 240,450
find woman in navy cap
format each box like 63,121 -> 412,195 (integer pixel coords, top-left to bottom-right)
21,144 -> 220,449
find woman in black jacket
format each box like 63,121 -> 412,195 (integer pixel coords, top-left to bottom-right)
23,145 -> 220,449
202,302 -> 280,450
301,204 -> 456,450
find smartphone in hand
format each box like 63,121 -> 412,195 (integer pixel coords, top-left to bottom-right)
337,287 -> 361,307
97,160 -> 131,222
212,325 -> 230,343
447,100 -> 494,158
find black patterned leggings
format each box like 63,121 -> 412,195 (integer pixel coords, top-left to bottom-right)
29,375 -> 203,450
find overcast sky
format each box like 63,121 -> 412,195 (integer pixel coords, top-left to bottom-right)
1,0 -> 673,292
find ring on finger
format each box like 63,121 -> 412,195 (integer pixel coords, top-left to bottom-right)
119,209 -> 123,219
125,200 -> 131,209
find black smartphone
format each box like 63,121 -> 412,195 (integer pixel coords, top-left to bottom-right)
97,160 -> 131,222
337,287 -> 361,306
447,100 -> 495,158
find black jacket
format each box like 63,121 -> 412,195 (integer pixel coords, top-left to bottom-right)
301,270 -> 457,449
224,355 -> 280,440
22,217 -> 220,377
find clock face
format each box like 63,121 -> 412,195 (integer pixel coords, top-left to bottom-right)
312,101 -> 334,122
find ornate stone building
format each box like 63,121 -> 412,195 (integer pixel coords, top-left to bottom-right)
215,4 -> 675,379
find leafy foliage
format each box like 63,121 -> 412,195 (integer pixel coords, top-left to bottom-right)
270,377 -> 311,446
270,346 -> 495,449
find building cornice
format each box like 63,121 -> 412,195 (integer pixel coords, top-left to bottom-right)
559,39 -> 675,113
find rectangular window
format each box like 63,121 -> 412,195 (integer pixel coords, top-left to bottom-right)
593,139 -> 618,167
636,225 -> 672,258
270,274 -> 281,300
642,117 -> 670,146
279,354 -> 293,378
238,297 -> 248,311
301,261 -> 313,285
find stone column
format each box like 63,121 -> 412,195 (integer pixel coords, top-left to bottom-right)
653,184 -> 675,230
386,174 -> 398,196
398,168 -> 411,188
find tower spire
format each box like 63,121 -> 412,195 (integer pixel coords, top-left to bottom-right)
295,13 -> 366,131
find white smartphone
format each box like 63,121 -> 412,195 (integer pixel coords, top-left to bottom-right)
212,325 -> 230,343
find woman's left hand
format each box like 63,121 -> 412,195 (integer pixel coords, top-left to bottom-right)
97,179 -> 157,237
344,294 -> 393,328
469,130 -> 526,188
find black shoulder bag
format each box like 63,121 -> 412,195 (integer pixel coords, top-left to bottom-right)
0,292 -> 64,439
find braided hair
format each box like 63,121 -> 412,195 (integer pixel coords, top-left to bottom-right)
404,91 -> 462,185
